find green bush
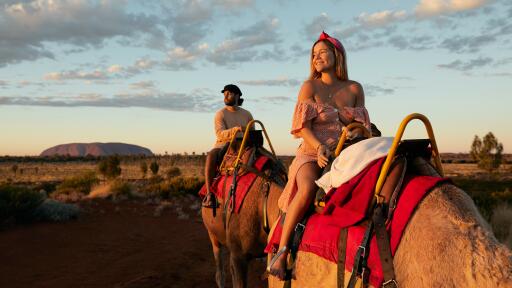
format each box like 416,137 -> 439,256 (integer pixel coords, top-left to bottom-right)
159,176 -> 204,199
0,184 -> 44,224
150,160 -> 159,176
98,155 -> 122,179
109,180 -> 132,198
54,171 -> 99,195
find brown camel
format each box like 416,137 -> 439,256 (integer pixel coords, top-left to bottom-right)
269,183 -> 512,287
202,159 -> 285,288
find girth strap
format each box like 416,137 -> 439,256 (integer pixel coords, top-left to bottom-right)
373,204 -> 398,288
347,221 -> 374,288
337,227 -> 349,288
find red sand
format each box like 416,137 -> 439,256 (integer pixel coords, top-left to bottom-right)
0,199 -> 267,288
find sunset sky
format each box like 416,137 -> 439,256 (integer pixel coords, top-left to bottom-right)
0,0 -> 510,156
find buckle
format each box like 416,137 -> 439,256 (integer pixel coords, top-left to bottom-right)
357,245 -> 366,257
295,222 -> 305,233
383,279 -> 398,288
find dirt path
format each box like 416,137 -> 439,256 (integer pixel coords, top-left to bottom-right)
0,199 -> 267,288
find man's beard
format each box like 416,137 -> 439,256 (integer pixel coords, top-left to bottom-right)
224,99 -> 238,106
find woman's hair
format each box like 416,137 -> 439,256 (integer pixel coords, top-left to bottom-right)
309,39 -> 348,81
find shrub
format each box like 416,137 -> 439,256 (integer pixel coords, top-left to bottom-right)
55,171 -> 99,195
33,199 -> 80,222
109,180 -> 132,198
0,184 -> 44,224
165,166 -> 181,180
159,177 -> 204,199
140,161 -> 148,178
98,155 -> 122,179
150,160 -> 159,176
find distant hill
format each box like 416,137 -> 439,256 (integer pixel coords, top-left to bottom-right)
40,143 -> 153,157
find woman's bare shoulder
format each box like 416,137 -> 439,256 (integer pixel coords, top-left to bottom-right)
345,80 -> 365,106
297,80 -> 316,103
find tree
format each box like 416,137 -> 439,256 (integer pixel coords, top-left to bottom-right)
470,132 -> 503,173
149,160 -> 159,176
140,161 -> 148,178
98,155 -> 122,179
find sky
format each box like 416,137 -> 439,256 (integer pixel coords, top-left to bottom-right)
0,0 -> 511,156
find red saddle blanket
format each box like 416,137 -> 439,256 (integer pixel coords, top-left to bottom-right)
199,155 -> 269,213
266,157 -> 448,287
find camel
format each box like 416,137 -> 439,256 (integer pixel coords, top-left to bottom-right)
269,182 -> 512,287
201,158 -> 285,288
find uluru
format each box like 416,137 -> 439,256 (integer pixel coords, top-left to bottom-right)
40,143 -> 153,157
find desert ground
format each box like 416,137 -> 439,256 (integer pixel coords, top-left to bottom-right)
1,156 -> 511,288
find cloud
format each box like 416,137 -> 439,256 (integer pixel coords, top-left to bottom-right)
415,0 -> 490,17
259,96 -> 293,104
239,77 -> 301,87
44,57 -> 156,81
130,81 -> 156,90
494,57 -> 512,67
0,0 -> 164,67
484,72 -> 512,77
388,35 -> 435,50
0,89 -> 221,112
439,34 -> 496,53
0,80 -> 7,87
437,56 -> 493,71
364,84 -> 395,96
165,0 -> 213,47
357,10 -> 408,27
207,17 -> 282,66
164,43 -> 209,70
214,0 -> 254,9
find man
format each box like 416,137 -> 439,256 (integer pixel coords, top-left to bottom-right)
203,84 -> 254,208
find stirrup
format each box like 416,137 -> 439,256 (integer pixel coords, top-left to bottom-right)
201,192 -> 218,208
262,246 -> 292,280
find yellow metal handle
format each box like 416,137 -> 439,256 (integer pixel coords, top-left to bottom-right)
374,113 -> 444,203
233,120 -> 278,169
334,122 -> 372,157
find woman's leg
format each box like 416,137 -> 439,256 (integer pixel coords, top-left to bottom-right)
268,161 -> 322,279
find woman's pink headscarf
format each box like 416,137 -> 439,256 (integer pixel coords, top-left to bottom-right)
317,31 -> 344,53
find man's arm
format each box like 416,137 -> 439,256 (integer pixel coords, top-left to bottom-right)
214,111 -> 240,143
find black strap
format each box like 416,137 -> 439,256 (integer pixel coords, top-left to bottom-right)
337,227 -> 348,288
347,221 -> 374,288
373,204 -> 398,288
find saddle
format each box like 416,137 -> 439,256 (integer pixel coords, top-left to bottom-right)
219,130 -> 264,176
290,138 -> 441,288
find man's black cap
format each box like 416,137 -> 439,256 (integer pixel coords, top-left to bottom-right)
221,84 -> 242,96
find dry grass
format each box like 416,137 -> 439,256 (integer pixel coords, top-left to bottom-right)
0,160 -> 204,183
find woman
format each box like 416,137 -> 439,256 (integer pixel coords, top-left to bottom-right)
266,31 -> 371,280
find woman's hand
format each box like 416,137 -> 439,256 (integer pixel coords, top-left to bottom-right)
316,144 -> 331,168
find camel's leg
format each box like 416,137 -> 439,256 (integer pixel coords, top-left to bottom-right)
230,253 -> 249,288
208,230 -> 226,288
